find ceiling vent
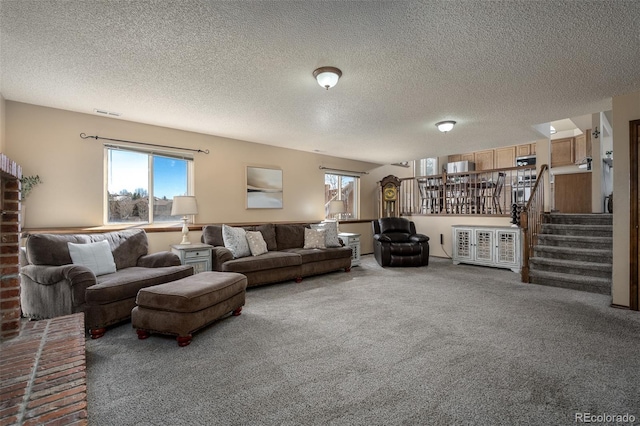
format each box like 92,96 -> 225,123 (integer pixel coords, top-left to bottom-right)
94,108 -> 122,117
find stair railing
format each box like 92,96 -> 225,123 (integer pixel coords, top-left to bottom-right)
519,164 -> 549,283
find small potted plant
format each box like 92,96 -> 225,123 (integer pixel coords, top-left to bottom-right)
20,175 -> 42,200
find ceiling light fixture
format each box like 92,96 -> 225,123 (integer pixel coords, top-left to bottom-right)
435,120 -> 456,133
313,66 -> 342,90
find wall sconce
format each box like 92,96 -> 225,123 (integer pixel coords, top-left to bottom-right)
313,66 -> 342,90
171,196 -> 198,245
435,120 -> 456,133
592,127 -> 600,139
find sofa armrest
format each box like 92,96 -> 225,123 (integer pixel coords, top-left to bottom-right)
20,264 -> 97,310
211,246 -> 233,271
21,264 -> 96,287
137,251 -> 181,268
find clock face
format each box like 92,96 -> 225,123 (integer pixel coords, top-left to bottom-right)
384,187 -> 397,201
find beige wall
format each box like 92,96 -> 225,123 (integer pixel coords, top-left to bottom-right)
6,101 -> 393,232
611,91 -> 640,307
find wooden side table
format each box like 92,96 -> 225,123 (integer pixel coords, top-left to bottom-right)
170,243 -> 213,274
338,232 -> 361,267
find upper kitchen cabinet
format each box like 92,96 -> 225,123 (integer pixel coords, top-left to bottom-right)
551,137 -> 575,167
574,131 -> 592,163
474,150 -> 495,170
495,146 -> 516,168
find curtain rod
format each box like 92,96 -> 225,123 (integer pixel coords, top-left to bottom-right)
319,166 -> 369,175
80,133 -> 210,154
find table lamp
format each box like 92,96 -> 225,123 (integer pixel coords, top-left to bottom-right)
171,196 -> 198,244
328,200 -> 346,231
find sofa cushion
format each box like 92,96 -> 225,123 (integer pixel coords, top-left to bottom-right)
201,225 -> 224,247
254,223 -> 277,251
246,231 -> 268,256
275,224 -> 306,250
68,241 -> 117,276
202,224 -> 277,251
222,225 -> 251,258
282,247 -> 352,263
304,228 -> 326,249
221,251 -> 301,274
26,229 -> 148,268
87,265 -> 193,305
135,272 -> 247,313
378,217 -> 412,234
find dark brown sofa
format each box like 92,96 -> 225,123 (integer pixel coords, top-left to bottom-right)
201,223 -> 353,287
20,229 -> 194,338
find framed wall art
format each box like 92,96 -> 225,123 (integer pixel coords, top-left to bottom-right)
246,166 -> 283,209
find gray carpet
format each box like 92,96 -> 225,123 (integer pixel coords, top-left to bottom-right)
86,255 -> 640,425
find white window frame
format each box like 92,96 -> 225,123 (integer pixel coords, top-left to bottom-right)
324,172 -> 360,220
104,145 -> 194,224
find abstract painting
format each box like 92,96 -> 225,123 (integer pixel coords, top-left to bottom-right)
246,166 -> 283,208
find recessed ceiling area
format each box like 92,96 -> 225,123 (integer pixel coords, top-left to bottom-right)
1,1 -> 639,164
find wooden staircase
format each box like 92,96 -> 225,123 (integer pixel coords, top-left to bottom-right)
528,213 -> 612,294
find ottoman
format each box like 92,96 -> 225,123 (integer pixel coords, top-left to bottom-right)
132,271 -> 247,347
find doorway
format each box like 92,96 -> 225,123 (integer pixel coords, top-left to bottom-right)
630,119 -> 640,311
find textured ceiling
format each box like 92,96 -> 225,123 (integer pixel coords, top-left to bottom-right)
1,1 -> 640,164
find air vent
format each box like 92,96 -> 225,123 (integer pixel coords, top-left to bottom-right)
94,108 -> 122,117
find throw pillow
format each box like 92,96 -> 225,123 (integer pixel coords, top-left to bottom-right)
222,225 -> 251,258
304,228 -> 326,249
246,231 -> 268,256
67,240 -> 117,276
312,221 -> 341,248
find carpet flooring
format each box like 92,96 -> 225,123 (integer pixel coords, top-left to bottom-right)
86,255 -> 640,425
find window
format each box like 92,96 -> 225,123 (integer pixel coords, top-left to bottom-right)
415,158 -> 439,176
324,173 -> 359,220
106,146 -> 193,224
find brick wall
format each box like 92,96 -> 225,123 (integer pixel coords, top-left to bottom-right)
1,153 -> 22,341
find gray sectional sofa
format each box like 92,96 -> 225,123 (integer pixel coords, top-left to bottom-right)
20,229 -> 194,338
201,223 -> 353,287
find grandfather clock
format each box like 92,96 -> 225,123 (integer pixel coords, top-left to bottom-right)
379,175 -> 401,217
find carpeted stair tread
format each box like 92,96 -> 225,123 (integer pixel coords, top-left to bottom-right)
536,234 -> 612,249
546,213 -> 612,225
529,257 -> 613,272
529,270 -> 611,294
533,245 -> 612,256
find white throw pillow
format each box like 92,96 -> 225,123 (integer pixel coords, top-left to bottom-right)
304,228 -> 326,249
311,221 -> 341,248
222,225 -> 251,258
67,240 -> 117,276
246,231 -> 268,256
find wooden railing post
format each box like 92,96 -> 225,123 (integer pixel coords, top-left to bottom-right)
520,210 -> 530,283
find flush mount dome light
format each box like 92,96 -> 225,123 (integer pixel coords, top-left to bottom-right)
313,66 -> 342,90
435,120 -> 456,133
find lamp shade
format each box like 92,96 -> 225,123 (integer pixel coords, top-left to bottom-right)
435,120 -> 456,133
313,66 -> 342,90
328,200 -> 346,215
171,196 -> 198,216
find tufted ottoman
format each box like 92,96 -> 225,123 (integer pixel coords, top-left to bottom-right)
132,271 -> 247,347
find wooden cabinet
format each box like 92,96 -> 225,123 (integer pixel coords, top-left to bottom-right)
554,172 -> 592,213
171,243 -> 213,274
338,232 -> 361,266
551,137 -> 575,167
574,132 -> 592,163
448,154 -> 462,163
461,153 -> 475,163
517,144 -> 532,157
452,225 -> 521,273
474,150 -> 494,171
495,146 -> 516,168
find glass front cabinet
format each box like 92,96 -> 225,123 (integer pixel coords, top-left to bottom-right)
452,225 -> 521,273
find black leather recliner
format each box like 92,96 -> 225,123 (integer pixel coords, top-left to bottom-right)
372,217 -> 430,267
